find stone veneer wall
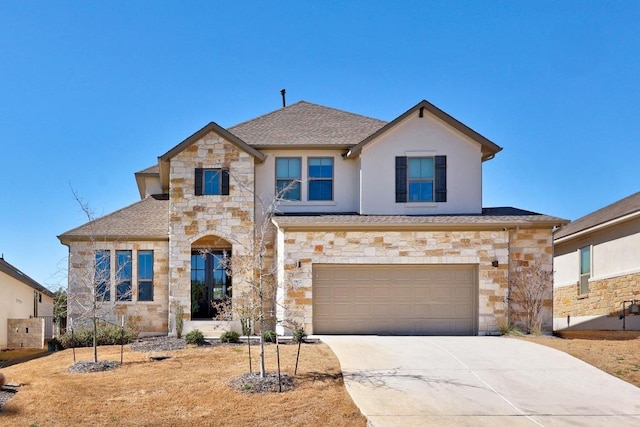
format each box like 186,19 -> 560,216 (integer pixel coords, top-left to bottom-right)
168,132 -> 255,335
554,272 -> 640,318
7,318 -> 44,349
508,228 -> 554,332
275,227 -> 554,335
67,240 -> 169,334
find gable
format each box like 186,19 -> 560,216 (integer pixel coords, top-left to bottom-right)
345,100 -> 502,161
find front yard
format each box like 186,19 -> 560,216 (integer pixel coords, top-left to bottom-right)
521,330 -> 640,388
0,342 -> 366,427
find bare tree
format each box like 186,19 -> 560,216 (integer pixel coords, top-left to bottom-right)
198,173 -> 299,378
66,189 -> 132,362
509,263 -> 552,334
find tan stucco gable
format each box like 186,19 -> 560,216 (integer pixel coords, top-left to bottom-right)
157,122 -> 266,192
344,99 -> 503,161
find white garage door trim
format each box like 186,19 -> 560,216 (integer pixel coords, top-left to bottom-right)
313,264 -> 478,335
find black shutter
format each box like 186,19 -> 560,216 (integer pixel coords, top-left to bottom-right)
395,157 -> 407,203
194,168 -> 203,196
221,169 -> 230,195
435,155 -> 447,202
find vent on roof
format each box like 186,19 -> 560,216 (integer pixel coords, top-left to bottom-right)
280,89 -> 286,107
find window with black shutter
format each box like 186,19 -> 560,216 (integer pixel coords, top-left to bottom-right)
194,168 -> 229,196
395,155 -> 446,203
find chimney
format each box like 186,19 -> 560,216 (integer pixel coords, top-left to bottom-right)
280,89 -> 286,107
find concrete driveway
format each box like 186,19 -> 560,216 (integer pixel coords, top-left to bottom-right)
319,336 -> 640,426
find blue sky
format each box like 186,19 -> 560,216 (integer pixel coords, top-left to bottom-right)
1,1 -> 639,290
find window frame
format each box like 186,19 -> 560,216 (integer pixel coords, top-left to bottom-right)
137,250 -> 154,302
579,246 -> 591,295
407,157 -> 435,202
275,157 -> 302,201
307,157 -> 334,201
116,250 -> 132,301
95,250 -> 111,301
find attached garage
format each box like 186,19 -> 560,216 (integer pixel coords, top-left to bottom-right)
312,264 -> 478,335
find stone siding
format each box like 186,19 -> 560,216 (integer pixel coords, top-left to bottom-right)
275,227 -> 554,335
554,271 -> 640,318
67,240 -> 170,334
168,131 -> 256,335
7,318 -> 44,349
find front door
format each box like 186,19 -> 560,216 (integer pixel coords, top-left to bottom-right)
191,251 -> 231,319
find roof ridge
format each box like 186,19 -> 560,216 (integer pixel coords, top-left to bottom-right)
228,100 -> 308,130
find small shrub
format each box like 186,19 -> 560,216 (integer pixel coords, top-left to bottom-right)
220,330 -> 240,343
185,329 -> 205,345
263,330 -> 277,343
292,328 -> 306,343
57,322 -> 136,348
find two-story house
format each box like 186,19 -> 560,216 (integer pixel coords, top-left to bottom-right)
59,100 -> 566,337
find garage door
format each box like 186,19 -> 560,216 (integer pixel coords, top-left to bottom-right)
313,264 -> 477,335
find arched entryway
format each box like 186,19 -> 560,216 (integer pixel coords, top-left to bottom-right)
191,235 -> 232,320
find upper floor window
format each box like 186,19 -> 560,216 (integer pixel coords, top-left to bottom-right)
396,156 -> 447,203
194,168 -> 230,196
308,157 -> 333,201
138,250 -> 154,302
95,250 -> 110,301
579,246 -> 591,294
275,157 -> 301,200
116,250 -> 132,301
408,157 -> 435,202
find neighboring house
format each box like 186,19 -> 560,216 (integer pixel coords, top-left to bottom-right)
554,191 -> 640,331
59,100 -> 566,337
0,256 -> 54,349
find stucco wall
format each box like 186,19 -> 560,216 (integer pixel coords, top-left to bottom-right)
274,226 -> 554,335
167,131 -> 256,335
255,149 -> 359,214
1,270 -> 53,349
360,113 -> 484,215
67,240 -> 170,334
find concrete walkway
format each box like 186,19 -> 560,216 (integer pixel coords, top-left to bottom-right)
319,336 -> 640,426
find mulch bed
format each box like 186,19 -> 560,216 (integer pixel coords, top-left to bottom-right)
229,372 -> 294,393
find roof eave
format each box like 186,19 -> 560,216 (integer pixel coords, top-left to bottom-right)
554,210 -> 640,244
272,219 -> 565,232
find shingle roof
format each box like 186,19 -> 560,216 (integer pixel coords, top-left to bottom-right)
58,196 -> 169,242
136,165 -> 159,174
229,101 -> 387,147
0,257 -> 54,298
554,191 -> 640,240
272,207 -> 567,230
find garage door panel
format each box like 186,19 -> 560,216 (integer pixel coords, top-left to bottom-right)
313,264 -> 477,335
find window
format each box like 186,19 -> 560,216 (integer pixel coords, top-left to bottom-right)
191,251 -> 231,319
308,157 -> 333,201
138,251 -> 154,301
396,156 -> 447,203
408,157 -> 434,201
95,250 -> 110,301
275,157 -> 301,200
116,250 -> 132,301
194,168 -> 230,196
579,246 -> 591,294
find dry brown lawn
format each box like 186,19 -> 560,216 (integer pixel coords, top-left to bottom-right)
520,330 -> 640,388
0,342 -> 366,427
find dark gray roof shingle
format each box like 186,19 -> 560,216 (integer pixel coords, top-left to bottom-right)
229,101 -> 387,147
554,191 -> 640,240
273,207 -> 567,229
58,196 -> 169,241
